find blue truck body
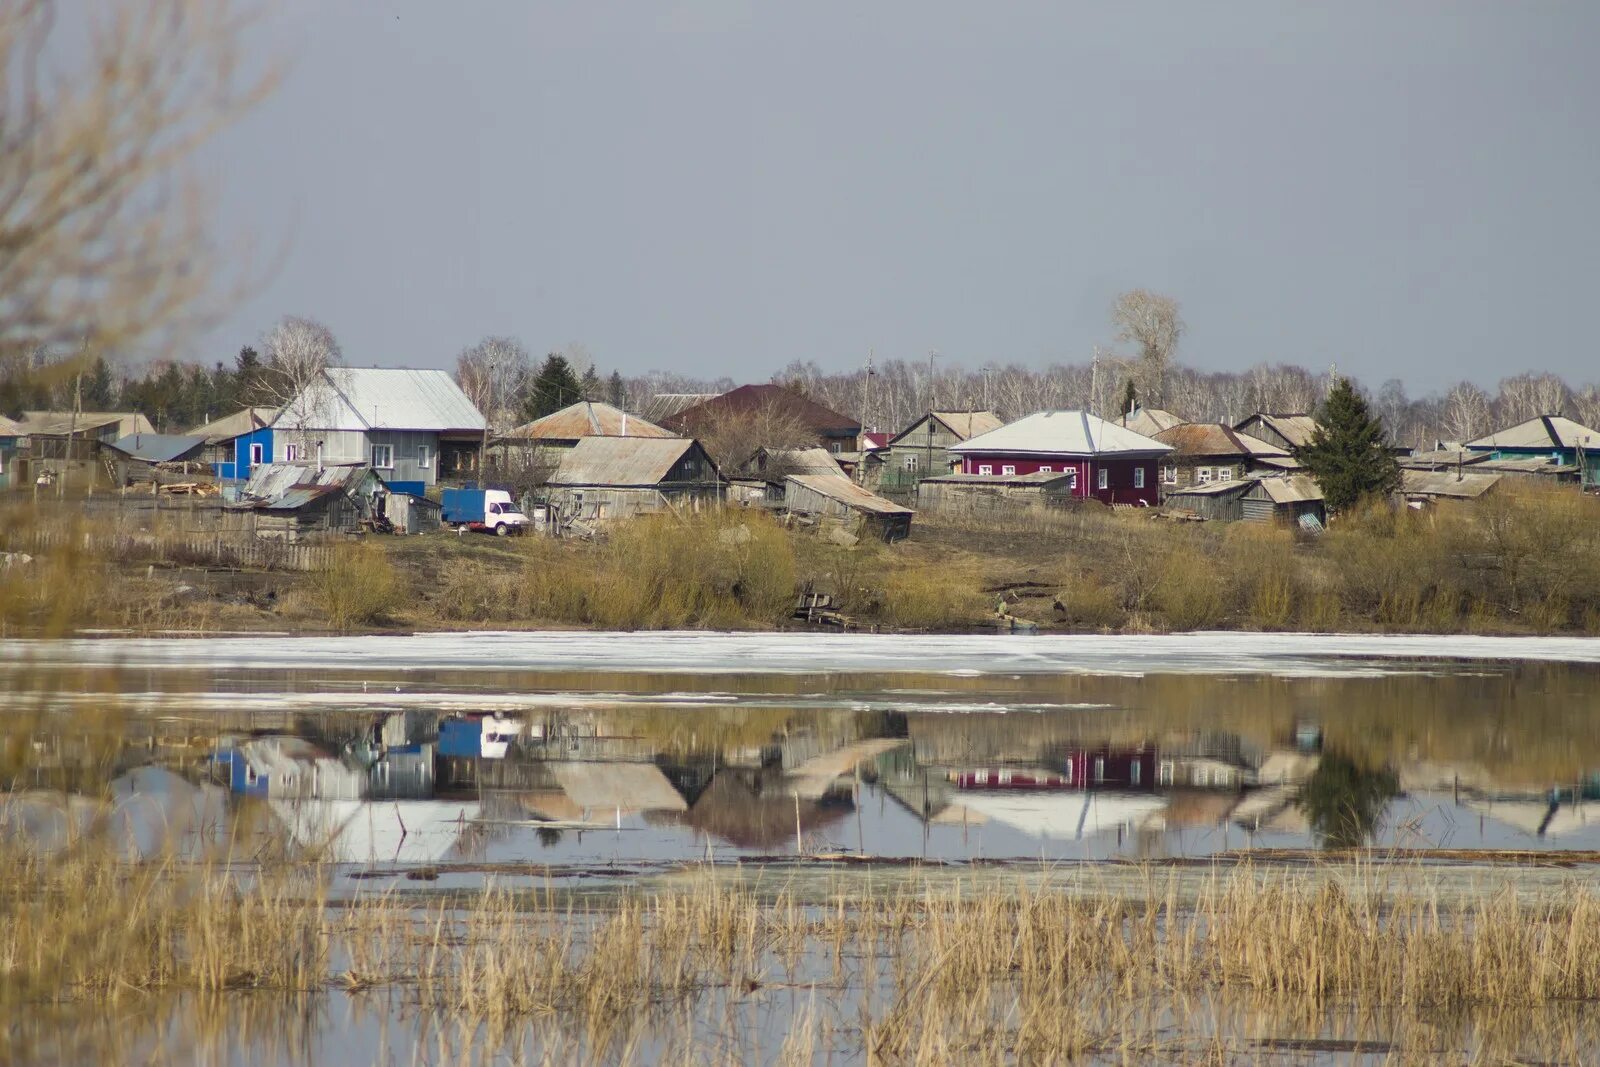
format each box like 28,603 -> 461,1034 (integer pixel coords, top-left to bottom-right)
441,488 -> 489,524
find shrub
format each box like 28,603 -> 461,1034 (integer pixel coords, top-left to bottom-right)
309,544 -> 400,630
1053,573 -> 1125,630
1152,545 -> 1224,631
878,569 -> 982,629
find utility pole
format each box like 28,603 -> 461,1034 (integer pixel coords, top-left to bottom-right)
1090,347 -> 1101,418
926,349 -> 938,413
60,367 -> 82,500
861,348 -> 874,435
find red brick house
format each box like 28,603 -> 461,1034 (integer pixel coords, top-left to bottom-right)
948,411 -> 1171,506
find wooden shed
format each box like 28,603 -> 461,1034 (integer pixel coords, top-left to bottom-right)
915,471 -> 1080,516
540,436 -> 724,528
1240,475 -> 1326,527
783,473 -> 913,542
1162,480 -> 1253,521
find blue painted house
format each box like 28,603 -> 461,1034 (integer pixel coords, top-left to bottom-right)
0,414 -> 22,490
1465,415 -> 1600,486
189,406 -> 277,482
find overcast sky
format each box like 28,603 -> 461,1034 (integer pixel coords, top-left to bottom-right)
198,1 -> 1600,394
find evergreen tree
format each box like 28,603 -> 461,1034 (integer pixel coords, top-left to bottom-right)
233,346 -> 264,407
82,356 -> 115,409
1298,378 -> 1400,513
1119,378 -> 1137,416
606,370 -> 626,409
579,365 -> 601,401
522,354 -> 582,421
1295,752 -> 1398,849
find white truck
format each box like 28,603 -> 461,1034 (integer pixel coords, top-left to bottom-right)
440,488 -> 531,536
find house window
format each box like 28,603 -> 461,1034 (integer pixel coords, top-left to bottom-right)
1131,760 -> 1141,786
978,464 -> 993,475
1094,757 -> 1105,783
1134,467 -> 1146,489
1097,468 -> 1108,490
1162,465 -> 1177,485
1218,467 -> 1233,482
998,770 -> 1012,785
1039,465 -> 1052,473
1067,471 -> 1078,490
284,443 -> 301,462
1001,464 -> 1017,476
371,444 -> 394,469
904,455 -> 919,471
1159,761 -> 1173,786
417,444 -> 431,469
249,443 -> 264,465
1197,467 -> 1212,484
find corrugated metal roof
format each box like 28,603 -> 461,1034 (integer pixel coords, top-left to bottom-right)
1401,469 -> 1502,499
1154,423 -> 1290,458
1252,475 -> 1325,504
1115,407 -> 1186,437
1235,413 -> 1320,448
227,462 -> 380,511
1466,415 -> 1600,451
785,474 -> 913,516
20,411 -> 155,437
275,368 -> 485,433
950,411 -> 1172,458
106,434 -> 208,463
547,436 -> 710,486
187,407 -> 278,444
502,401 -> 676,441
636,393 -> 716,425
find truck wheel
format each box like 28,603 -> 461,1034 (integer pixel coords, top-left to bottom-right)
494,523 -> 509,536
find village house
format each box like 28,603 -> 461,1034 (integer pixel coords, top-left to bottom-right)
102,433 -> 209,487
1232,411 -> 1320,453
494,400 -> 677,482
1164,473 -> 1326,527
732,445 -> 847,502
1151,422 -> 1297,490
947,410 -> 1171,506
223,461 -> 388,540
0,414 -> 24,490
9,410 -> 155,486
1399,468 -> 1503,507
273,367 -> 487,493
1464,415 -> 1599,487
661,384 -> 862,454
540,435 -> 724,529
874,410 -> 1003,493
188,406 -> 278,482
1115,407 -> 1186,438
914,470 -> 1079,517
782,472 -> 914,542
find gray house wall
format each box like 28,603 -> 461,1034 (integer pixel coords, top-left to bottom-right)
272,427 -> 446,487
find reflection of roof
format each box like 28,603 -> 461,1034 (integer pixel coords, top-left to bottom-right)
1235,413 -> 1320,448
955,792 -> 1166,839
277,368 -> 485,433
106,433 -> 208,463
227,462 -> 378,511
549,762 -> 688,812
662,384 -> 860,437
951,411 -> 1172,457
685,774 -> 853,849
1115,408 -> 1186,437
188,407 -> 278,444
786,474 -> 914,516
1464,799 -> 1593,838
502,401 -> 675,442
1400,469 -> 1502,500
272,799 -> 479,864
1154,423 -> 1289,459
547,436 -> 710,487
1466,415 -> 1600,451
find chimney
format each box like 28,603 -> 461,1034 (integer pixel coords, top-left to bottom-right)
621,412 -> 628,437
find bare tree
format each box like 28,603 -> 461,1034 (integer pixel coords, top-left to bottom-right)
1442,381 -> 1491,444
1495,372 -> 1570,424
1111,290 -> 1184,408
263,316 -> 341,455
695,393 -> 821,469
1572,385 -> 1600,432
0,0 -> 273,360
456,336 -> 530,433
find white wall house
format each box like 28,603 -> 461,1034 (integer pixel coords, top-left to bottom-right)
273,368 -> 487,489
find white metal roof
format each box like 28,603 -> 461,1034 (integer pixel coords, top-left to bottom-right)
275,368 -> 486,433
1465,415 -> 1600,451
949,410 -> 1172,457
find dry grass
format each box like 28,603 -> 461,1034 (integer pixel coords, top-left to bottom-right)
307,543 -> 400,630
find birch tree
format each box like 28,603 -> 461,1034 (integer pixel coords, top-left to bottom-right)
455,336 -> 530,432
263,316 -> 341,454
1111,290 -> 1184,408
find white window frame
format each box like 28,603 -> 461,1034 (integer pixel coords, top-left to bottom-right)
249,442 -> 264,465
1159,760 -> 1174,786
1162,465 -> 1177,485
1218,467 -> 1233,482
284,443 -> 301,462
1197,467 -> 1213,484
1067,470 -> 1078,490
1134,467 -> 1146,489
371,443 -> 394,470
978,464 -> 993,475
417,444 -> 431,469
1039,465 -> 1052,473
1097,468 -> 1108,490
903,454 -> 919,471
1001,464 -> 1017,476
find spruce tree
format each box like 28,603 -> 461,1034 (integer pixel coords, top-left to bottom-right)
82,356 -> 115,409
522,354 -> 581,421
579,365 -> 601,401
1119,378 -> 1137,416
1299,378 -> 1400,513
606,370 -> 626,409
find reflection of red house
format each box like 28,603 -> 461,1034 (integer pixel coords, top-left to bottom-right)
948,411 -> 1171,506
950,769 -> 1071,791
1062,747 -> 1158,791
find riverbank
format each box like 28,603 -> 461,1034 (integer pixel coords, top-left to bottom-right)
4,481 -> 1599,637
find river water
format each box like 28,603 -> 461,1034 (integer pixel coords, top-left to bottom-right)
7,630 -> 1600,1064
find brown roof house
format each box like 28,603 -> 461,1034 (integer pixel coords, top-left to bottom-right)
496,400 -> 677,483
539,436 -> 724,530
1152,423 -> 1297,493
662,384 -> 862,454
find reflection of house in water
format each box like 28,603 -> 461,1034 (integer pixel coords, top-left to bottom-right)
677,771 -> 856,849
273,799 -> 479,864
219,735 -> 434,801
953,792 -> 1168,840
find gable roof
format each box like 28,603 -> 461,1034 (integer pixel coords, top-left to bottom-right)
949,411 -> 1172,458
1400,469 -> 1502,500
188,407 -> 278,444
785,473 -> 913,517
887,410 -> 1004,446
0,414 -> 24,436
748,446 -> 845,478
1154,423 -> 1290,459
105,433 -> 208,464
1115,407 -> 1186,437
661,384 -> 860,437
275,368 -> 485,433
1234,412 -> 1320,449
502,401 -> 675,442
1465,415 -> 1600,452
19,411 -> 154,437
546,436 -> 714,487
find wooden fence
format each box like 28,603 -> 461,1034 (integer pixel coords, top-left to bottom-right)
3,527 -> 334,572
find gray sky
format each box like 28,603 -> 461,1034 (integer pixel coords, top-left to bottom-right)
201,1 -> 1600,394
